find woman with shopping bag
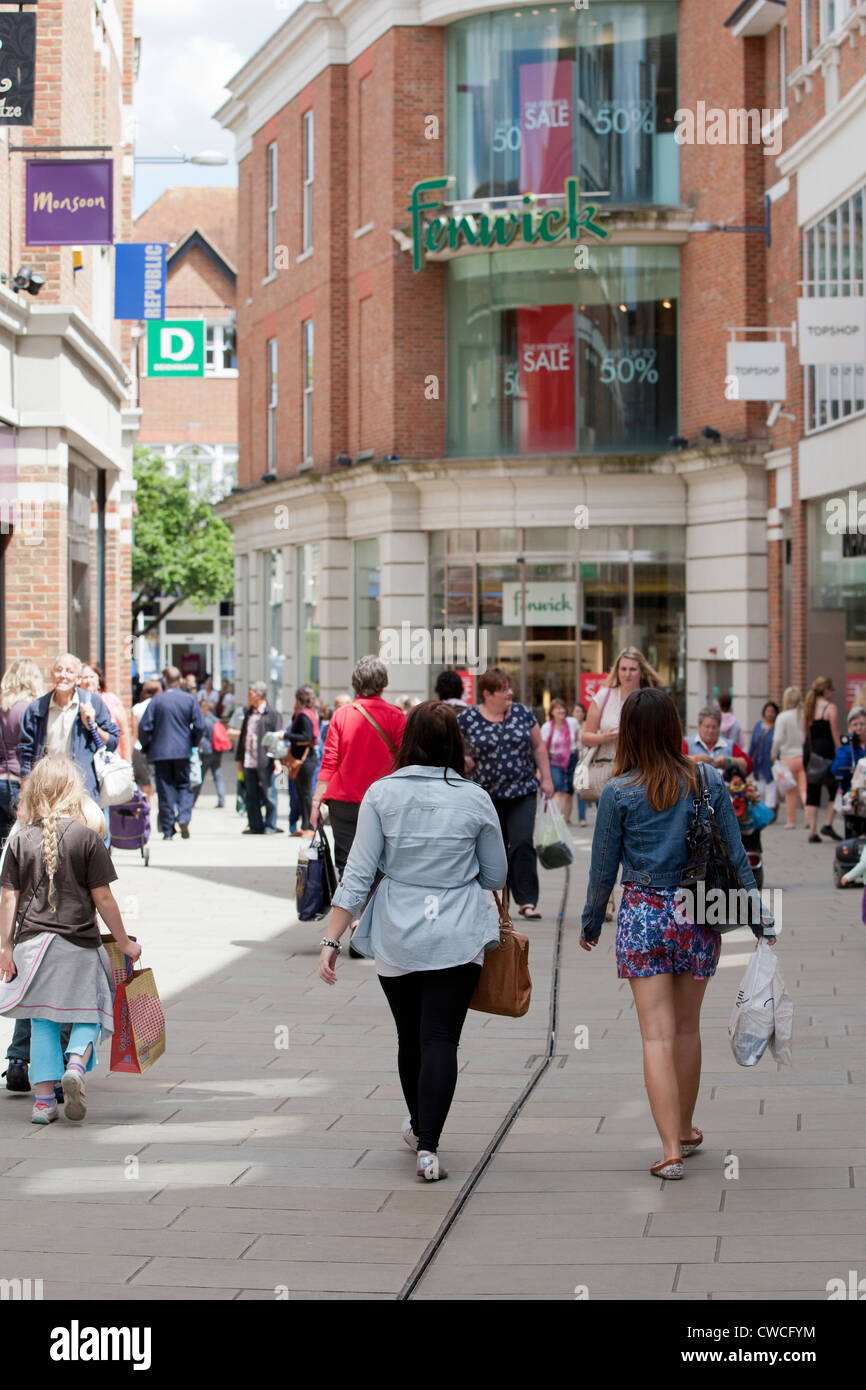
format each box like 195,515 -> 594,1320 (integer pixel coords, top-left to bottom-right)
579,689 -> 776,1181
317,701 -> 507,1182
0,757 -> 141,1124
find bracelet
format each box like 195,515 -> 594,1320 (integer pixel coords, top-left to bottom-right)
320,938 -> 341,953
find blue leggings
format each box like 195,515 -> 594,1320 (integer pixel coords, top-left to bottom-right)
29,1020 -> 99,1084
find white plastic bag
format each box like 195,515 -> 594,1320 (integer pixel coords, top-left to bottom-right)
534,797 -> 574,869
94,748 -> 136,807
771,759 -> 796,796
729,940 -> 793,1068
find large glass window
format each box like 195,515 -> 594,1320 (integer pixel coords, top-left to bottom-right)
803,186 -> 866,433
264,550 -> 284,713
447,245 -> 678,455
205,322 -> 237,376
447,2 -> 678,207
298,543 -> 320,687
68,462 -> 92,659
354,538 -> 380,658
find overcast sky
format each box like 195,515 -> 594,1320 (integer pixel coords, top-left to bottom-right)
133,0 -> 305,218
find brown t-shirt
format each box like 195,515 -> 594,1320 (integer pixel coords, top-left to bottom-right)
0,819 -> 117,948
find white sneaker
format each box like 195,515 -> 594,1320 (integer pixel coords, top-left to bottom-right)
61,1068 -> 87,1122
417,1150 -> 447,1181
401,1116 -> 418,1151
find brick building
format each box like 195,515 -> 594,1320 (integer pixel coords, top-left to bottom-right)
131,186 -> 238,684
216,0 -> 866,724
0,0 -> 137,697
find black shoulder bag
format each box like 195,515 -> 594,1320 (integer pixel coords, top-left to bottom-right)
679,763 -> 751,932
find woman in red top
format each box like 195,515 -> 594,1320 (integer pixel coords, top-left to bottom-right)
310,656 -> 406,876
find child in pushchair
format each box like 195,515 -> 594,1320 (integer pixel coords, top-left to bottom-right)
725,768 -> 767,890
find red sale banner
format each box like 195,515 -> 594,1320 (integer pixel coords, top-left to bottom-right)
456,669 -> 475,704
519,60 -> 574,194
846,673 -> 866,709
581,673 -> 609,708
517,304 -> 575,453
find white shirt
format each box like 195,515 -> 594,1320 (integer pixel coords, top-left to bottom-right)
131,698 -> 150,752
45,690 -> 80,758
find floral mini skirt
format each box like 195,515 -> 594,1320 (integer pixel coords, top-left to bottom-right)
616,884 -> 721,980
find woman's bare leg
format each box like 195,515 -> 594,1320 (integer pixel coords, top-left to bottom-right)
629,975 -> 681,1162
671,974 -> 710,1139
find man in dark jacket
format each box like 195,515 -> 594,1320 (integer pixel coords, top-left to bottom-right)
236,682 -> 283,834
137,666 -> 206,839
19,653 -> 120,804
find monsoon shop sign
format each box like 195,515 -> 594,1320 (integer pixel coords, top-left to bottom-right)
408,176 -> 608,272
25,160 -> 114,246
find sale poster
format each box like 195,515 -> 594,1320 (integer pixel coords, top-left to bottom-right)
516,304 -> 575,453
846,674 -> 866,709
519,61 -> 574,194
581,673 -> 609,708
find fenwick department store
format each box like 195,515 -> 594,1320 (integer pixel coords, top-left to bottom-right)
218,0 -> 776,721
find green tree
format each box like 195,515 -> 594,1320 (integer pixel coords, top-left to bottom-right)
132,448 -> 234,637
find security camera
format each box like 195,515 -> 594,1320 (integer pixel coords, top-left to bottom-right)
766,402 -> 782,428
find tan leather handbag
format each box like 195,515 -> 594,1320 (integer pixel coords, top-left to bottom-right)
469,890 -> 532,1018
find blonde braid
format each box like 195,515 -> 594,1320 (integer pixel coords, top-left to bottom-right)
41,808 -> 60,912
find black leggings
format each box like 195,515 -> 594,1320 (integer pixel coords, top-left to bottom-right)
378,962 -> 482,1153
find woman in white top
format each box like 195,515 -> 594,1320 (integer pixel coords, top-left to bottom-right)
581,647 -> 661,917
770,687 -> 806,829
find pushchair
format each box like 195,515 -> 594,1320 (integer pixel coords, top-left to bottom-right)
108,789 -> 151,867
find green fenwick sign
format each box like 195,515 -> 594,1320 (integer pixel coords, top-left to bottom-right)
408,176 -> 608,272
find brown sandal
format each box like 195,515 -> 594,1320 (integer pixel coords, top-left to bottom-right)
680,1129 -> 703,1157
650,1157 -> 684,1180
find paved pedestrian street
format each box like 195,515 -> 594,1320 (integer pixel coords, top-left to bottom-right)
0,799 -> 864,1302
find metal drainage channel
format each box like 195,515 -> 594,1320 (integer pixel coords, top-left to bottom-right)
398,868 -> 570,1301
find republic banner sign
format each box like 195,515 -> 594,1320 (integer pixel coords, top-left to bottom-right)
0,13 -> 36,125
26,160 -> 114,246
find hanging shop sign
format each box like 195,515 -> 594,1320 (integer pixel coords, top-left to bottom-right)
725,340 -> 786,401
501,581 -> 577,627
797,296 -> 866,365
25,159 -> 114,246
146,320 -> 205,376
114,243 -> 167,320
408,176 -> 608,272
0,13 -> 36,125
581,673 -> 609,708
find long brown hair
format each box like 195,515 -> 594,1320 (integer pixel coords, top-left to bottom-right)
613,688 -> 697,811
395,699 -> 465,779
804,676 -> 833,728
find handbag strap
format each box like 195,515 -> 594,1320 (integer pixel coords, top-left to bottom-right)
352,700 -> 399,763
492,888 -> 513,940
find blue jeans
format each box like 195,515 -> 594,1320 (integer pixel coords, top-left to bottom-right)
154,758 -> 194,837
0,777 -> 20,845
30,1021 -> 99,1084
7,1017 -> 72,1064
193,753 -> 226,805
288,777 -> 300,832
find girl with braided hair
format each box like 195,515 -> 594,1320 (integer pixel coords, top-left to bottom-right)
0,757 -> 140,1124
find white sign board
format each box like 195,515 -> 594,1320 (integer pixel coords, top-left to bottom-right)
502,582 -> 576,627
798,297 -> 866,365
725,340 -> 786,400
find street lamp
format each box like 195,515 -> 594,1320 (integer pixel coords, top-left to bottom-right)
134,149 -> 229,166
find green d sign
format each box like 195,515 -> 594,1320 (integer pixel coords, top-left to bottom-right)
146,320 -> 205,376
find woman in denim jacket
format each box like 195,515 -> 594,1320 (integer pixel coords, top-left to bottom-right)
581,689 -> 776,1180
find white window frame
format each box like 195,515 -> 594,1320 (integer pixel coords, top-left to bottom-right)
302,111 -> 314,254
802,0 -> 813,61
803,185 -> 866,435
267,337 -> 278,474
302,319 -> 313,464
266,141 -> 278,275
204,321 -> 238,378
819,0 -> 850,42
779,22 -> 788,109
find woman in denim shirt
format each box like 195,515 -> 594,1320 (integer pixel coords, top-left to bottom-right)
581,689 -> 776,1181
318,701 -> 507,1182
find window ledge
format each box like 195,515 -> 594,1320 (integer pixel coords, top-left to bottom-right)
296,247 -> 313,264
353,222 -> 375,239
261,272 -> 278,286
297,459 -> 314,472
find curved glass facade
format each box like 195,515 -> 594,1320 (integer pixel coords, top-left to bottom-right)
447,245 -> 678,455
447,2 -> 679,206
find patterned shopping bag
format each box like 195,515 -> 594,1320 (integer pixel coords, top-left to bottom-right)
100,935 -> 136,988
110,968 -> 166,1073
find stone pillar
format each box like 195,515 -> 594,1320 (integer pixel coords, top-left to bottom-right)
379,530 -> 429,702
684,457 -> 768,735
